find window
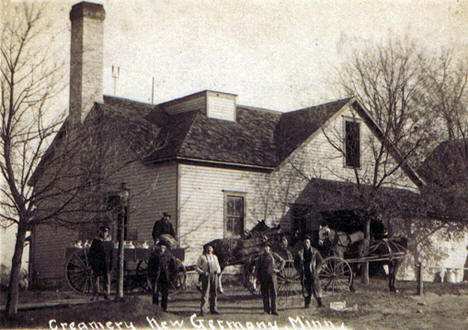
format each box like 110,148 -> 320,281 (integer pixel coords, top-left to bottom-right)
345,120 -> 360,167
224,194 -> 245,238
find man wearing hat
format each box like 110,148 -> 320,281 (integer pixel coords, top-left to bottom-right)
148,241 -> 177,312
295,237 -> 323,308
152,212 -> 176,244
196,244 -> 221,315
89,225 -> 113,301
256,243 -> 285,315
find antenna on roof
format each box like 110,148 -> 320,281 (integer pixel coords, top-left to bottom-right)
151,77 -> 155,104
112,65 -> 120,96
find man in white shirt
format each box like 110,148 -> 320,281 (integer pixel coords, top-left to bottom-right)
196,244 -> 221,315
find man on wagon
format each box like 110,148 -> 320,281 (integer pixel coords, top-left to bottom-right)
295,237 -> 323,308
89,225 -> 113,301
148,241 -> 178,312
152,212 -> 176,247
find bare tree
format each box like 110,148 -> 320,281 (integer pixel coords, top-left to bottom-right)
1,2 -> 67,316
329,38 -> 440,284
1,3 -> 161,316
329,38 -> 468,284
419,53 -> 468,141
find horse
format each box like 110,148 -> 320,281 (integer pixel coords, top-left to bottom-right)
318,224 -> 365,259
367,236 -> 408,292
147,247 -> 186,301
204,220 -> 283,293
245,220 -> 281,239
205,234 -> 266,293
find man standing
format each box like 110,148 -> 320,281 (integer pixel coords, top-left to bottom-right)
196,244 -> 221,315
277,235 -> 293,261
256,243 -> 285,315
152,212 -> 176,243
89,225 -> 113,301
296,237 -> 323,308
148,242 -> 177,312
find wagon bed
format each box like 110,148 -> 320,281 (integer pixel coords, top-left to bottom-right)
65,244 -> 185,294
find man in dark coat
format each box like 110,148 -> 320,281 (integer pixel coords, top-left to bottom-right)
89,225 -> 113,301
256,243 -> 285,315
152,212 -> 176,242
295,237 -> 323,308
147,242 -> 177,312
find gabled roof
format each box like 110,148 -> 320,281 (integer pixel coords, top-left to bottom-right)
419,138 -> 468,185
32,92 -> 424,186
92,95 -> 426,186
275,98 -> 352,161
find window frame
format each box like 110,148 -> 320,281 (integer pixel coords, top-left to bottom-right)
343,118 -> 361,168
223,191 -> 246,238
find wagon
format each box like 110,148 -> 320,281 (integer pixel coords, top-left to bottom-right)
64,241 -> 185,294
317,238 -> 408,293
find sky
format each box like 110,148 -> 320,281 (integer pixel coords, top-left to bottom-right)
36,0 -> 468,112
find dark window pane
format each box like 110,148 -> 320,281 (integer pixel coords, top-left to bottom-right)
345,121 -> 360,167
225,196 -> 244,237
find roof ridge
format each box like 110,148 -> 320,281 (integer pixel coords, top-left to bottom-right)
103,95 -> 154,107
237,104 -> 282,115
287,97 -> 353,114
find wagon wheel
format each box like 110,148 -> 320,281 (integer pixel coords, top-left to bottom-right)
319,256 -> 353,293
65,249 -> 94,294
277,261 -> 302,308
136,260 -> 151,293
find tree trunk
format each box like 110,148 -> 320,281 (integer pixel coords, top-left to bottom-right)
6,222 -> 27,317
361,219 -> 370,285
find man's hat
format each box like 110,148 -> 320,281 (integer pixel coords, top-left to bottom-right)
163,212 -> 171,217
99,225 -> 110,232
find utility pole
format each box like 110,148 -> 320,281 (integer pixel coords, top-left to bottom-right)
112,65 -> 120,96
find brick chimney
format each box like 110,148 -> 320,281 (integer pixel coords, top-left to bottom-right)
69,2 -> 105,124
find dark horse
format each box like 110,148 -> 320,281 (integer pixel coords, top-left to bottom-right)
367,237 -> 408,292
205,220 -> 281,292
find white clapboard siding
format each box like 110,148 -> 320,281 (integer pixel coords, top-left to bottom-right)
164,95 -> 205,116
112,160 -> 178,243
31,159 -> 177,284
279,104 -> 418,191
178,164 -> 280,265
32,224 -> 76,284
206,92 -> 236,121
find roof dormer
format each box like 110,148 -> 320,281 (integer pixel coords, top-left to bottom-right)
159,90 -> 237,121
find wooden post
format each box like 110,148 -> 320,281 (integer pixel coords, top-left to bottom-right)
117,211 -> 124,299
361,218 -> 371,284
116,183 -> 129,300
416,262 -> 423,296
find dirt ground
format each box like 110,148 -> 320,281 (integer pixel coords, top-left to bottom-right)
1,280 -> 468,329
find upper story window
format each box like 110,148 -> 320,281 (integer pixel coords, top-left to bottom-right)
345,120 -> 361,168
224,193 -> 245,238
